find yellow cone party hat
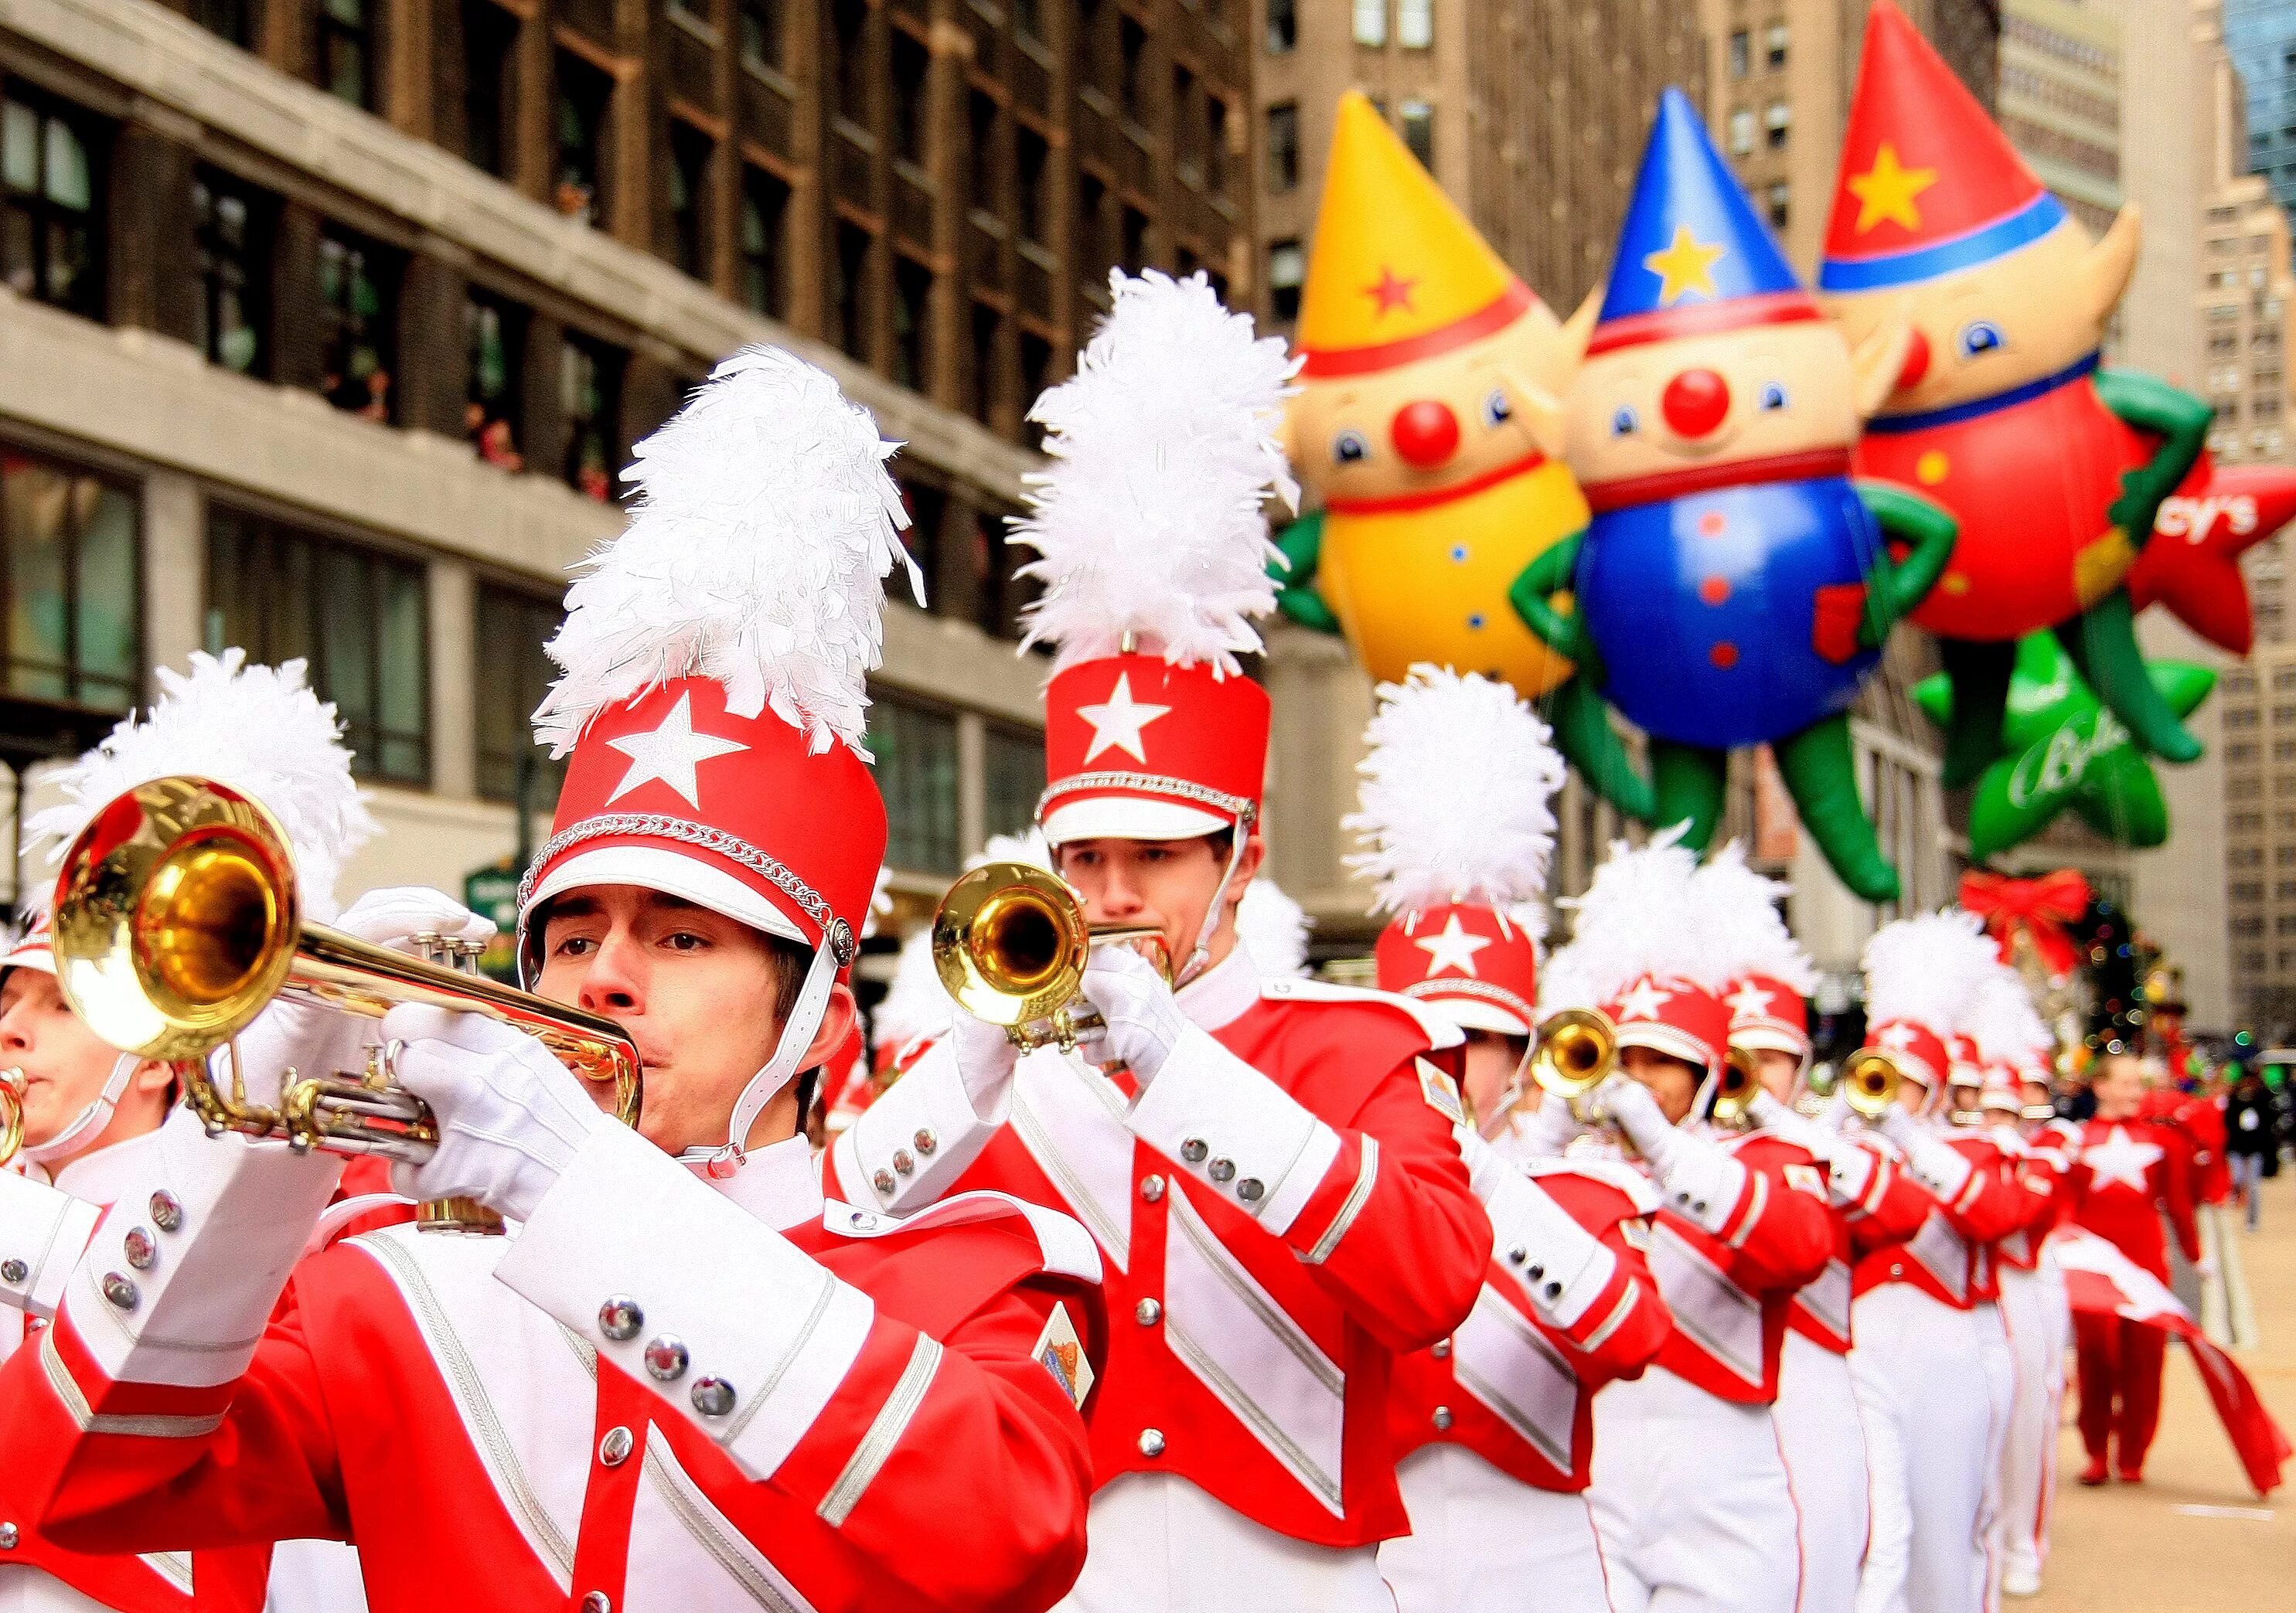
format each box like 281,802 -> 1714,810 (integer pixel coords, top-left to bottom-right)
1296,91 -> 1537,376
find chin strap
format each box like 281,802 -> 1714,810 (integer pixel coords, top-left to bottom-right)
1174,820 -> 1254,991
678,923 -> 850,1179
22,1053 -> 140,1165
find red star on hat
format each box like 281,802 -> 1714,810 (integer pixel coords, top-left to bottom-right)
1364,265 -> 1418,317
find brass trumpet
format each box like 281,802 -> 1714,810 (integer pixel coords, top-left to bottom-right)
1709,1046 -> 1763,1128
932,861 -> 1169,1055
0,1066 -> 25,1167
1528,1007 -> 1617,1107
1837,1048 -> 1904,1121
50,774 -> 641,1234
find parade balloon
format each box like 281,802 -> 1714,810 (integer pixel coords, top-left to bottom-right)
1817,2 -> 2213,788
1272,92 -> 1649,818
1511,87 -> 1952,903
1913,634 -> 2215,860
2129,456 -> 2296,655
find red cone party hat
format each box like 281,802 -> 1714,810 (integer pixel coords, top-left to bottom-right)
1350,665 -> 1567,1036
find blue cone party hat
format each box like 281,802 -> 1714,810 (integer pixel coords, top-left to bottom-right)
1590,87 -> 1818,356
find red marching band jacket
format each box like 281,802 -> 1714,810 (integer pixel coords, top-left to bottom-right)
2064,1117 -> 2202,1282
0,1114 -> 1105,1613
1639,1131 -> 1834,1404
1853,1128 -> 2039,1309
1994,1120 -> 2074,1273
826,948 -> 1492,1547
1387,1153 -> 1671,1492
1784,1133 -> 1933,1355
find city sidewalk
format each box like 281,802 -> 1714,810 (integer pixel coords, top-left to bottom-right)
2029,1169 -> 2294,1609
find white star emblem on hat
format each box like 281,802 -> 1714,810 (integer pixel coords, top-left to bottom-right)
2081,1124 -> 2162,1195
1413,914 -> 1494,978
1725,981 -> 1775,1024
1880,1023 -> 1921,1052
605,691 -> 749,808
1077,672 -> 1171,764
1614,978 -> 1674,1023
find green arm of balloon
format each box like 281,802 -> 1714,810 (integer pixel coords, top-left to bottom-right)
1650,740 -> 1726,851
2095,369 -> 2214,549
1774,713 -> 1902,903
1546,678 -> 1656,824
1506,530 -> 1599,678
1269,511 -> 1342,635
1853,482 -> 1959,651
2056,590 -> 2202,764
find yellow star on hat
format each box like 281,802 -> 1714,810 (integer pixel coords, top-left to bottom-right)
1846,142 -> 1937,234
1643,225 -> 1726,306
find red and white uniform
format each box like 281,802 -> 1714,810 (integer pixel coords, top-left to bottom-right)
1381,1135 -> 1671,1612
2062,1115 -> 2201,1478
827,948 -> 1489,1611
2,1121 -> 1099,1613
1582,977 -> 1835,1613
1996,1114 -> 2076,1589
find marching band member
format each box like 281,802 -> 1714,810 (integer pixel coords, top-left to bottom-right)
2063,1050 -> 2202,1485
827,271 -> 1490,1613
1698,846 -> 1930,1613
1352,666 -> 1671,1612
0,348 -> 1103,1612
1551,834 -> 1834,1613
1849,916 -> 2035,1613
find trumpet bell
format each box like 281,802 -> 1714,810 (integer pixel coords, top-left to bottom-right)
1710,1046 -> 1761,1126
0,1066 -> 24,1166
1838,1049 -> 1903,1121
934,864 -> 1092,1029
1531,1008 -> 1616,1101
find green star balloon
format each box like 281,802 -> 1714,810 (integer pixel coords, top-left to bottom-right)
1913,634 -> 2216,861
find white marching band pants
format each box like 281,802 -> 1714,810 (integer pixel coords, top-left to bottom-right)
1057,1472 -> 1392,1613
1849,1286 -> 2012,1613
1381,1444 -> 1616,1612
1773,1329 -> 1870,1612
1994,1257 -> 2068,1588
1589,1366 -> 1803,1613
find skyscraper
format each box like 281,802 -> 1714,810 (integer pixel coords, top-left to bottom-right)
2225,0 -> 2296,219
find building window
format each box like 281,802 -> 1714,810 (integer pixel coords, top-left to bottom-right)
1266,0 -> 1296,53
1019,332 -> 1052,444
1,94 -> 102,318
1766,100 -> 1790,150
1121,206 -> 1147,273
869,689 -> 961,873
474,584 -> 567,808
1206,96 -> 1229,196
554,49 -> 614,221
833,0 -> 870,128
738,0 -> 783,71
1766,20 -> 1788,70
1398,0 -> 1431,49
1174,66 -> 1201,182
204,509 -> 428,784
1119,17 -> 1147,124
969,90 -> 1000,213
194,0 -> 254,45
462,0 -> 519,175
834,221 -> 873,361
1400,99 -> 1434,169
1353,0 -> 1385,48
969,300 -> 1000,425
317,227 -> 396,420
1017,128 -> 1051,243
668,122 -> 713,278
1013,0 -> 1042,42
1269,237 -> 1305,322
1267,101 -> 1300,192
465,289 -> 525,469
193,170 -> 267,377
892,29 -> 931,165
561,333 -> 622,502
0,444 -> 139,713
1729,107 -> 1755,156
1766,182 -> 1789,230
1729,29 -> 1749,79
983,722 -> 1045,840
894,257 -> 932,392
317,0 -> 376,111
740,166 -> 790,317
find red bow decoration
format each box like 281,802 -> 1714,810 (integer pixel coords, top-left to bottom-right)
1958,868 -> 2091,980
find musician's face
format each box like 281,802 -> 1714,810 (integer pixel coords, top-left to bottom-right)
1620,1043 -> 1703,1126
1460,1030 -> 1529,1134
1054,831 -> 1264,977
2092,1056 -> 2144,1122
1754,1047 -> 1800,1103
535,887 -> 855,1155
0,968 -> 172,1157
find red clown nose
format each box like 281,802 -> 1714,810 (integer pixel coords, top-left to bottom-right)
1391,399 -> 1462,466
1661,369 -> 1732,438
1897,327 -> 1931,390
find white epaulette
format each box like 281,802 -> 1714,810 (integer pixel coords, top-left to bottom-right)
1257,975 -> 1467,1049
822,1189 -> 1104,1285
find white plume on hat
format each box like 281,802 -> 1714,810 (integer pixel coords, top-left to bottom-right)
1535,940 -> 1600,1015
1345,665 -> 1565,934
533,345 -> 922,758
1966,966 -> 2050,1067
1862,910 -> 1995,1032
1692,842 -> 1817,995
1013,269 -> 1300,675
24,649 -> 376,921
1554,825 -> 1721,1002
967,828 -> 1053,873
1238,878 -> 1312,977
870,925 -> 950,1057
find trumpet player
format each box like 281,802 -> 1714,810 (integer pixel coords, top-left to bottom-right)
1848,919 -> 2042,1613
1542,834 -> 1833,1613
1354,667 -> 1671,1613
0,350 -> 1102,1612
1695,846 -> 1930,1613
827,275 -> 1490,1612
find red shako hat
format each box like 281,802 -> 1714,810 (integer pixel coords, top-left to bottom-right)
1692,842 -> 1818,1063
1545,827 -> 1731,1082
1861,910 -> 1998,1106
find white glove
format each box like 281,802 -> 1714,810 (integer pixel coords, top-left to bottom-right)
380,1004 -> 608,1223
949,1011 -> 1021,1118
332,885 -> 499,954
1511,1092 -> 1585,1159
1078,945 -> 1190,1087
1878,1107 -> 1973,1201
1601,1074 -> 1746,1236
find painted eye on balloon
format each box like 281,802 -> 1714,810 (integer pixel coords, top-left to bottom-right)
1759,382 -> 1789,411
1610,405 -> 1640,437
1481,388 -> 1514,427
1333,428 -> 1371,465
1956,320 -> 2006,359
